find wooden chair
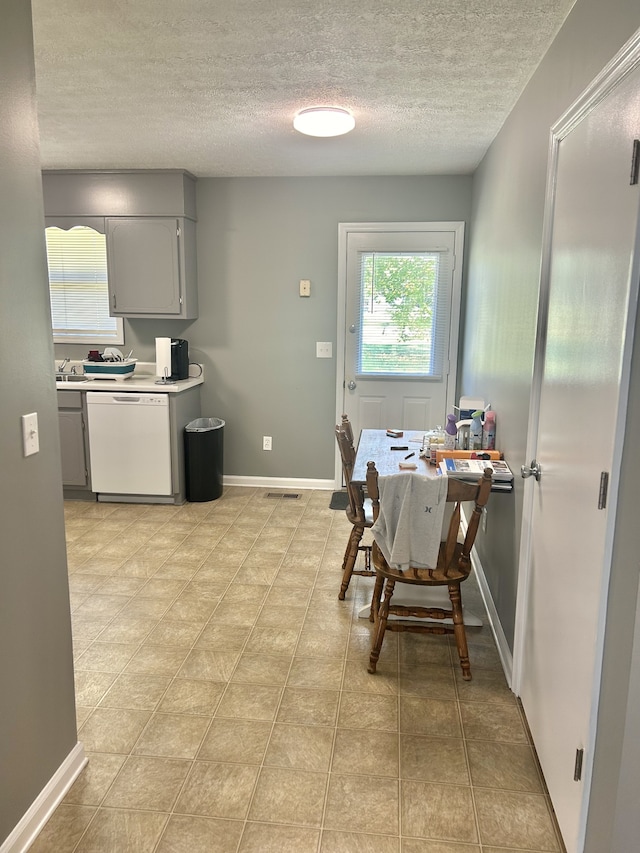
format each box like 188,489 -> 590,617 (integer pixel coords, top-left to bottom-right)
340,413 -> 354,447
365,461 -> 493,679
335,426 -> 375,600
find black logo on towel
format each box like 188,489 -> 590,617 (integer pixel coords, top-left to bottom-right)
425,506 -> 433,513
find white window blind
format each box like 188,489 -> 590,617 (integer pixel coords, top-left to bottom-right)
356,249 -> 452,378
45,225 -> 123,344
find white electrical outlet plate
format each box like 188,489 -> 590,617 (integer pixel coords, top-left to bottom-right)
22,412 -> 39,456
299,279 -> 311,297
263,436 -> 272,451
316,342 -> 332,358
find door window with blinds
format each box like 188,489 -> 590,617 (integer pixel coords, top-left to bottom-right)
356,249 -> 451,379
45,223 -> 123,344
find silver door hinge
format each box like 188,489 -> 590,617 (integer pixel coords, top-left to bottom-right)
177,226 -> 181,237
631,140 -> 640,186
574,747 -> 584,781
598,472 -> 609,510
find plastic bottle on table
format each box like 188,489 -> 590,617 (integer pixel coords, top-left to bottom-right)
444,414 -> 457,450
469,410 -> 484,451
482,410 -> 496,450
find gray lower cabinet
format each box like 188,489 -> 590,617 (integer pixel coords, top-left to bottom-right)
58,391 -> 91,489
106,217 -> 198,319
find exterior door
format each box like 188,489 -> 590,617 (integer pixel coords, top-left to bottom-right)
515,60 -> 640,852
336,222 -> 463,477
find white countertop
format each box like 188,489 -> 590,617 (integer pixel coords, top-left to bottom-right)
55,361 -> 204,393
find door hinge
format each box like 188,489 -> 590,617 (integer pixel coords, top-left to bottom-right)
112,294 -> 117,310
574,747 -> 584,781
630,139 -> 640,186
598,471 -> 609,510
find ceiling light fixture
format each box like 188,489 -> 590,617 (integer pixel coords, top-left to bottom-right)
293,107 -> 355,137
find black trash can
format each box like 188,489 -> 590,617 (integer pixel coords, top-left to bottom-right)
184,417 -> 225,501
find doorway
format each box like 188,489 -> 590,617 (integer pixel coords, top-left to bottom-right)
335,222 -> 464,485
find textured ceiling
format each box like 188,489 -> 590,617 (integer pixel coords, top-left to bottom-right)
31,0 -> 575,178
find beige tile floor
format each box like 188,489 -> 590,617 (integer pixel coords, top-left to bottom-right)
30,488 -> 566,853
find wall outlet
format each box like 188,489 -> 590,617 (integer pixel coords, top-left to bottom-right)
263,435 -> 272,451
299,279 -> 311,297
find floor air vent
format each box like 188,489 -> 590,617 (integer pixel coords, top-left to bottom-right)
266,492 -> 301,499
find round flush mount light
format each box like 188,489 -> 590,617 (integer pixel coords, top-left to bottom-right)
293,106 -> 355,137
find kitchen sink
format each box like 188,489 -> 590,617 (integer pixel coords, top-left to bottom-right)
56,374 -> 89,383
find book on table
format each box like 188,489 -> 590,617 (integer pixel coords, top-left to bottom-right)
439,456 -> 514,484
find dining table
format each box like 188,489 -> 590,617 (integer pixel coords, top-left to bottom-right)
351,427 -> 483,626
351,428 -> 433,484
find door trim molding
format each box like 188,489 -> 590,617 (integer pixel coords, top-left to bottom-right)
512,26 -> 640,852
335,221 -> 465,487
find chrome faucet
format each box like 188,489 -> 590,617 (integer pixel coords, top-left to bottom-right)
57,358 -> 70,373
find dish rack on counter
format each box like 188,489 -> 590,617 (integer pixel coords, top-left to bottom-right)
82,359 -> 137,380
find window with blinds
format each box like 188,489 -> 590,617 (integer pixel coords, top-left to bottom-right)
45,225 -> 123,344
356,250 -> 452,378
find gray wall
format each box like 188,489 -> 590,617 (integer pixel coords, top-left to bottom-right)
56,176 -> 472,481
462,0 -> 640,650
0,0 -> 77,845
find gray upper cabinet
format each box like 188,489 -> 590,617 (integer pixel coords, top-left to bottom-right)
107,217 -> 197,318
42,170 -> 199,320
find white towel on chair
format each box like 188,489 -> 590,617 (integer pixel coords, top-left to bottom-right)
371,472 -> 448,571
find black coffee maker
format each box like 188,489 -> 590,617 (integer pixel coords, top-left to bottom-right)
171,339 -> 189,380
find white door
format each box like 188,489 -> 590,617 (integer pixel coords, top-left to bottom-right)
515,58 -> 640,852
336,223 -> 463,472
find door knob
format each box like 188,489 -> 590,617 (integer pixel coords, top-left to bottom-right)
521,459 -> 542,481
347,380 -> 357,391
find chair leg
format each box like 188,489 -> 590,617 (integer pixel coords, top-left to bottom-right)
368,578 -> 395,674
369,572 -> 384,623
449,583 -> 471,680
338,525 -> 363,600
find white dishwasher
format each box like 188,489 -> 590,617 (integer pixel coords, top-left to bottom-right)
86,392 -> 172,496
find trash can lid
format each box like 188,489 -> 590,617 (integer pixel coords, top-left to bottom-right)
185,417 -> 225,432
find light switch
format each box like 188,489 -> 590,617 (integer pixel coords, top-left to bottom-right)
22,412 -> 39,456
299,279 -> 311,297
316,342 -> 332,358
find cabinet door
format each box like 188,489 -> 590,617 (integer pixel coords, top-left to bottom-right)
107,218 -> 181,315
59,411 -> 88,487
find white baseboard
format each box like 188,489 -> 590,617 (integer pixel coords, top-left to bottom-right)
0,742 -> 87,853
472,548 -> 514,687
223,475 -> 334,491
461,513 -> 514,688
